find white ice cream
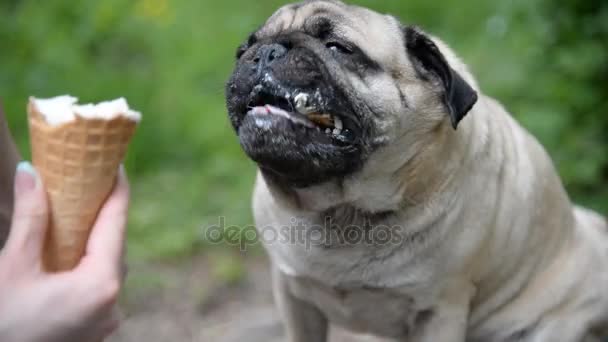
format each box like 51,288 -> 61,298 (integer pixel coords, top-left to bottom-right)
31,95 -> 142,126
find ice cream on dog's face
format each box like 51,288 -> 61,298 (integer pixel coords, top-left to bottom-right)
28,95 -> 140,272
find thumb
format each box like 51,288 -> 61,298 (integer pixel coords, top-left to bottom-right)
4,162 -> 49,266
83,165 -> 129,272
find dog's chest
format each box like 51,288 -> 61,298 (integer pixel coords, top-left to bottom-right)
286,276 -> 434,339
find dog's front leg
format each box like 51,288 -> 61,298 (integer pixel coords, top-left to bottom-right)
411,280 -> 474,342
524,317 -> 591,342
272,267 -> 328,342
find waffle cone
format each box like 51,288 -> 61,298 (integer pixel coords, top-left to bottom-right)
28,99 -> 137,272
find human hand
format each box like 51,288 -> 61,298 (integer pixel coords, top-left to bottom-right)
0,162 -> 129,342
0,100 -> 20,242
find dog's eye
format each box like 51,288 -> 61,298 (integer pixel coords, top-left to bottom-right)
326,42 -> 353,55
236,46 -> 248,60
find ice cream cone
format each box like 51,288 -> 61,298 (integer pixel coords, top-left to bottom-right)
28,98 -> 138,272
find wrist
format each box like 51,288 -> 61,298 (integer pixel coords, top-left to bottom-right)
0,102 -> 20,246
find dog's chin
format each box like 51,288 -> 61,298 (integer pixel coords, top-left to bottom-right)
236,105 -> 363,188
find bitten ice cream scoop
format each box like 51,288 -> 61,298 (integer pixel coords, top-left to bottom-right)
27,95 -> 140,272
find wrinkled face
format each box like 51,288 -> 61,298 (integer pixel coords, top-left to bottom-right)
226,0 -> 477,188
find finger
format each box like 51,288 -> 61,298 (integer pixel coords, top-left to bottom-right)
5,162 -> 49,264
83,166 -> 130,272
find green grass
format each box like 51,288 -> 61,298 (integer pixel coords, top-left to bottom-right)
1,0 -> 606,262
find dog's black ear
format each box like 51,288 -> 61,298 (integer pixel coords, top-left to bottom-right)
404,27 -> 478,129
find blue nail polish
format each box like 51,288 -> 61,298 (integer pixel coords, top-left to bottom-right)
16,161 -> 37,176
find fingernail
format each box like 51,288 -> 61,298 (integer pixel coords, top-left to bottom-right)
117,164 -> 124,179
119,163 -> 129,179
15,161 -> 38,191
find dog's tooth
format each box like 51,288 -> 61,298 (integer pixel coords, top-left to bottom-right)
294,93 -> 309,113
295,93 -> 308,103
333,128 -> 342,135
325,128 -> 331,134
295,93 -> 320,115
334,116 -> 343,130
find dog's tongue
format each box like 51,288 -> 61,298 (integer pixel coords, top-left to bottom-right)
251,105 -> 316,128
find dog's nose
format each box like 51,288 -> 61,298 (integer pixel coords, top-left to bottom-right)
254,44 -> 287,70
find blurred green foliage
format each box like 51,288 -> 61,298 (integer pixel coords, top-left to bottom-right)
0,0 -> 606,261
537,0 -> 608,211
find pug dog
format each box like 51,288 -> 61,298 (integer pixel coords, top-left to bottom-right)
225,1 -> 608,341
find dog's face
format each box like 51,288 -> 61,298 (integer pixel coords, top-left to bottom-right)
226,0 -> 478,189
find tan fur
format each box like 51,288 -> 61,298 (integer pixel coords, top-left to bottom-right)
251,1 -> 608,341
